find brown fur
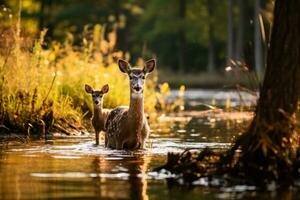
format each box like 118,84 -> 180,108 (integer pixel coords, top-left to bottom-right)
92,106 -> 111,146
105,59 -> 155,150
85,84 -> 110,145
105,95 -> 150,149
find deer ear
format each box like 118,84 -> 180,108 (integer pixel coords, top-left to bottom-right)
118,59 -> 131,74
144,59 -> 156,74
85,84 -> 93,93
101,84 -> 109,94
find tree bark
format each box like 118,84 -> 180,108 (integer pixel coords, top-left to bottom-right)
113,0 -> 128,51
236,0 -> 244,61
227,0 -> 234,66
237,0 -> 300,184
254,0 -> 264,80
207,0 -> 215,73
178,0 -> 186,72
38,0 -> 46,31
37,0 -> 54,39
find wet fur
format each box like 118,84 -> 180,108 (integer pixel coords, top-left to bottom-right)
105,97 -> 150,150
92,106 -> 111,146
85,84 -> 110,145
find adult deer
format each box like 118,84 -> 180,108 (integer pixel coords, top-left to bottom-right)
105,59 -> 156,150
85,84 -> 110,146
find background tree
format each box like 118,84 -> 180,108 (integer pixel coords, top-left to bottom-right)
178,0 -> 186,72
227,0 -> 234,66
236,0 -> 245,62
254,0 -> 264,80
232,0 -> 300,184
157,0 -> 300,187
206,0 -> 216,73
0,0 -> 270,75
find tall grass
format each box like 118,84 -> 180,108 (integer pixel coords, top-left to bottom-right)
0,12 -> 184,136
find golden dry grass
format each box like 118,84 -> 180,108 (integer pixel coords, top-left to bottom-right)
0,21 -> 184,135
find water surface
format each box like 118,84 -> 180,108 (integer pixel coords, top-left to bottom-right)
0,89 -> 298,199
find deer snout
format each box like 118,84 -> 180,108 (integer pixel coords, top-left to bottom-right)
134,86 -> 142,92
93,97 -> 102,105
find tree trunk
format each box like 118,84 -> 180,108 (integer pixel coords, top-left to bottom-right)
113,0 -> 128,51
227,0 -> 234,66
38,0 -> 46,31
178,0 -> 186,72
38,0 -> 54,40
207,0 -> 215,74
236,0 -> 244,62
254,0 -> 264,80
237,0 -> 300,184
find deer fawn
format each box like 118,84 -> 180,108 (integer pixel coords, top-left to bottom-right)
105,59 -> 156,150
85,84 -> 110,146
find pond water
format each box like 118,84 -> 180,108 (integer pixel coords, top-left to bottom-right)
0,89 -> 299,199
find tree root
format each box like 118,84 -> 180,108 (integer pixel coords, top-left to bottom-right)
156,129 -> 300,188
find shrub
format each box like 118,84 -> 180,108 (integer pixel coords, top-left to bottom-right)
0,20 -> 184,136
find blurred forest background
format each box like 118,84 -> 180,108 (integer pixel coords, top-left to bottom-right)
0,0 -> 274,86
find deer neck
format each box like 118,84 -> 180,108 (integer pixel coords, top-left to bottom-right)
128,91 -> 144,128
93,103 -> 103,118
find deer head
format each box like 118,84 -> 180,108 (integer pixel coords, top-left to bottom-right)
118,59 -> 156,96
85,84 -> 109,106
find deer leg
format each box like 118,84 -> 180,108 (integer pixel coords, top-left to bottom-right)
116,140 -> 123,150
105,134 -> 109,147
95,129 -> 99,145
140,141 -> 145,149
100,131 -> 104,146
140,123 -> 149,149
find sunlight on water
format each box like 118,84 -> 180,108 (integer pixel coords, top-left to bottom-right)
0,90 -> 297,199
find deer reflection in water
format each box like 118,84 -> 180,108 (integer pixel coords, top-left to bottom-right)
91,154 -> 150,200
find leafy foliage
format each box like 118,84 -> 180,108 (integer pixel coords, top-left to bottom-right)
0,0 -> 269,73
